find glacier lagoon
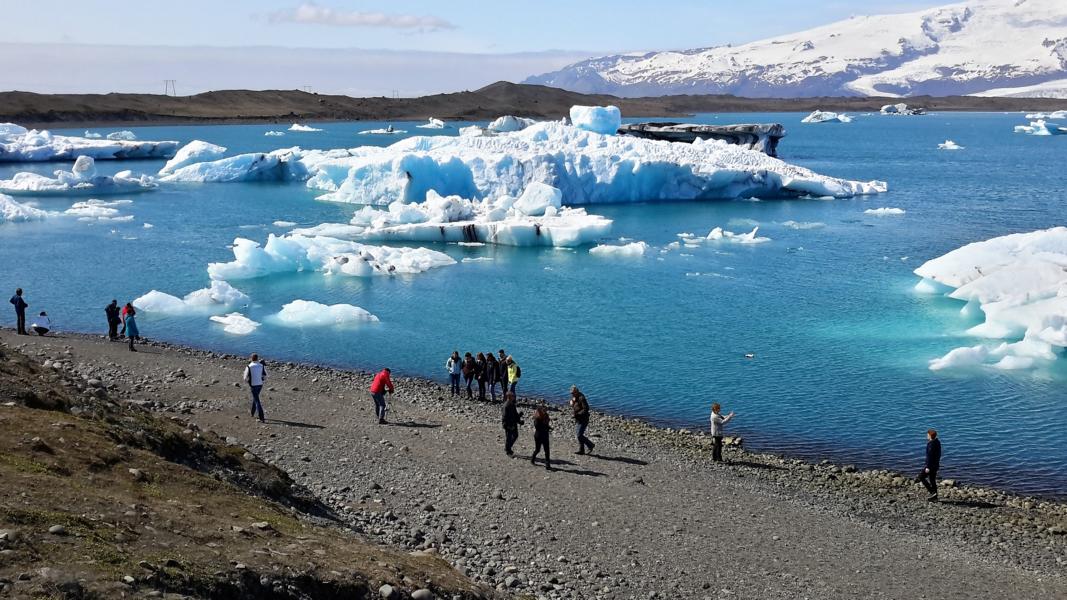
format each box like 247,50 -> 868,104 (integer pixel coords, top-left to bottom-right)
1,112 -> 1065,496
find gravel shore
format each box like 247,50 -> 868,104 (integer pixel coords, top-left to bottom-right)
4,330 -> 1065,599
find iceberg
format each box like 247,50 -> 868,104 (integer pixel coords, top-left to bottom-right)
569,105 -> 621,135
65,199 -> 133,221
106,130 -> 137,141
273,300 -> 379,327
0,194 -> 51,224
0,124 -> 178,162
273,220 -> 297,227
133,280 -> 249,315
83,131 -> 102,139
158,140 -> 227,175
416,118 -> 449,129
916,227 -> 1067,371
864,207 -> 905,216
0,156 -> 157,196
304,117 -> 886,205
880,103 -> 924,116
210,312 -> 260,335
159,149 -> 308,183
487,115 -> 537,133
589,241 -> 649,257
937,140 -> 964,150
705,226 -> 770,244
781,220 -> 826,230
207,234 -> 456,281
1014,120 -> 1067,135
359,127 -> 407,135
265,131 -> 286,137
801,111 -> 852,124
288,123 -> 323,132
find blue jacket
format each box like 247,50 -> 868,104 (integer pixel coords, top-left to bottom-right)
124,313 -> 140,338
10,295 -> 27,313
925,438 -> 941,471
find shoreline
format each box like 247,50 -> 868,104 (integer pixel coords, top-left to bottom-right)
3,328 -> 1065,597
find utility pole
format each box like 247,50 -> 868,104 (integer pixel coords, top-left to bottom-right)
163,80 -> 176,96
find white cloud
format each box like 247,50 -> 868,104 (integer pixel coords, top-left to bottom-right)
269,3 -> 456,32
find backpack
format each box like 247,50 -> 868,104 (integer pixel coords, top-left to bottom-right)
515,365 -> 521,378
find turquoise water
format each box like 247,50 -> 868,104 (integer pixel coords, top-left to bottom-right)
2,113 -> 1065,496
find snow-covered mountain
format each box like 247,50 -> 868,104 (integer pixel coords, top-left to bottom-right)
525,0 -> 1067,98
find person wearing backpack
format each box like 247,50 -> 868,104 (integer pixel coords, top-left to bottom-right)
445,351 -> 461,397
506,356 -> 521,395
243,353 -> 267,423
502,391 -> 522,456
531,404 -> 552,470
497,349 -> 509,394
570,386 -> 596,455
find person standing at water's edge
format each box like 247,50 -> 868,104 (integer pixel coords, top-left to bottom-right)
476,352 -> 488,401
462,352 -> 475,400
710,403 -> 735,463
531,404 -> 552,470
123,304 -> 140,352
10,288 -> 28,335
570,386 -> 595,454
446,351 -> 461,397
497,349 -> 509,395
370,367 -> 394,424
502,391 -> 522,456
506,356 -> 521,395
916,429 -> 942,502
105,300 -> 121,341
243,353 -> 267,423
485,352 -> 500,402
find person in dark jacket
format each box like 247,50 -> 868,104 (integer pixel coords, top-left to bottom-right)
502,392 -> 522,456
475,352 -> 488,401
916,429 -> 942,502
570,386 -> 596,454
485,353 -> 500,402
497,349 -> 509,392
462,352 -> 476,400
10,288 -> 28,335
531,405 -> 552,470
105,300 -> 121,341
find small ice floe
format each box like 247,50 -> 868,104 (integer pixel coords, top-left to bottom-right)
272,220 -> 297,227
864,207 -> 905,216
589,240 -> 650,257
210,312 -> 260,335
143,223 -> 154,228
801,110 -> 852,124
359,126 -> 406,135
462,257 -> 493,263
705,226 -> 770,244
65,199 -> 134,222
0,124 -> 177,162
288,123 -> 323,132
416,118 -> 449,129
83,130 -> 102,139
272,299 -> 379,327
1013,120 -> 1067,136
0,194 -> 52,224
744,353 -> 755,359
781,220 -> 826,230
937,140 -> 964,150
264,131 -> 286,137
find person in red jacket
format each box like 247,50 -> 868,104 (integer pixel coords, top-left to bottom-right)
370,368 -> 394,424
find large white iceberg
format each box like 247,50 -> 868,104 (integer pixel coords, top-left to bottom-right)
206,234 -> 456,281
915,227 -> 1067,371
569,105 -> 621,135
0,194 -> 51,224
158,140 -> 227,175
273,300 -> 379,327
133,280 -> 249,314
802,111 -> 852,124
486,116 -> 536,133
159,149 -> 308,183
1013,120 -> 1067,136
0,156 -> 157,195
0,124 -> 178,162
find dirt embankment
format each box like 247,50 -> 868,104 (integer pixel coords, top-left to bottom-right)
0,340 -> 501,600
1,82 -> 1064,128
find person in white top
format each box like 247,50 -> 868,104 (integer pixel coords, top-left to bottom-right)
243,353 -> 267,422
710,402 -> 735,463
31,311 -> 52,336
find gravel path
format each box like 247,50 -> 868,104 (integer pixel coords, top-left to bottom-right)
4,330 -> 1065,600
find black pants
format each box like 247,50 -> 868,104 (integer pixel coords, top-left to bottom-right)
15,310 -> 26,335
504,425 -> 518,454
918,468 -> 938,495
478,379 -> 486,401
108,318 -> 119,340
712,436 -> 724,462
532,434 -> 550,467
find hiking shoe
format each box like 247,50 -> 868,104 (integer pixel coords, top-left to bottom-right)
927,494 -> 939,502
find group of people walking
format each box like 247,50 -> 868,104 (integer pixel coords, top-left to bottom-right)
447,350 -> 520,402
500,385 -> 594,470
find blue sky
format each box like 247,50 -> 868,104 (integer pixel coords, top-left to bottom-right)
1,1 -> 949,95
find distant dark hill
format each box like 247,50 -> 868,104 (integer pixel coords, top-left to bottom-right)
0,82 -> 1062,127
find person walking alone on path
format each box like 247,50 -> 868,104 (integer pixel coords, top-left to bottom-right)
916,429 -> 942,502
506,356 -> 521,395
485,352 -> 499,402
502,391 -> 522,456
710,403 -> 735,463
105,300 -> 121,341
531,404 -> 552,470
123,304 -> 140,352
9,288 -> 28,335
446,351 -> 461,397
243,353 -> 267,423
462,352 -> 476,400
31,312 -> 51,336
476,352 -> 488,401
570,386 -> 596,454
370,367 -> 394,424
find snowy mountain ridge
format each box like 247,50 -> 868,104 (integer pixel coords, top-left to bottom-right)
525,0 -> 1067,98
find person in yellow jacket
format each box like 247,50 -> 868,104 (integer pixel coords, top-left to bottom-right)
506,356 -> 521,395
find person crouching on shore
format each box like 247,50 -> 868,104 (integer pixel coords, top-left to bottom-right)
710,403 -> 735,463
570,386 -> 595,455
531,404 -> 552,470
502,392 -> 522,456
31,311 -> 51,336
916,429 -> 942,502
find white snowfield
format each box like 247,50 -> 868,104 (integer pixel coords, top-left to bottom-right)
0,156 -> 157,196
525,0 -> 1067,98
487,115 -> 537,133
288,123 -> 323,132
133,280 -> 249,315
0,194 -> 50,224
294,185 -> 613,248
273,300 -> 379,327
416,118 -> 448,129
210,312 -> 260,335
915,227 -> 1067,371
158,140 -> 227,175
0,123 -> 178,163
206,234 -> 456,281
1013,120 -> 1067,136
802,111 -> 852,124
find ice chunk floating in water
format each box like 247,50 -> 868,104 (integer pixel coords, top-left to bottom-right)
0,194 -> 52,224
210,312 -> 260,335
802,111 -> 852,124
915,227 -> 1067,371
159,140 -> 227,175
0,156 -> 157,196
589,241 -> 650,257
159,149 -> 307,183
273,300 -> 379,327
1013,120 -> 1067,136
864,207 -> 905,216
288,123 -> 323,132
938,140 -> 964,150
416,118 -> 449,129
133,280 -> 249,314
569,105 -> 621,135
0,124 -> 178,162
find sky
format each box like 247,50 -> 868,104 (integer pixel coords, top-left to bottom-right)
0,0 -> 950,95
